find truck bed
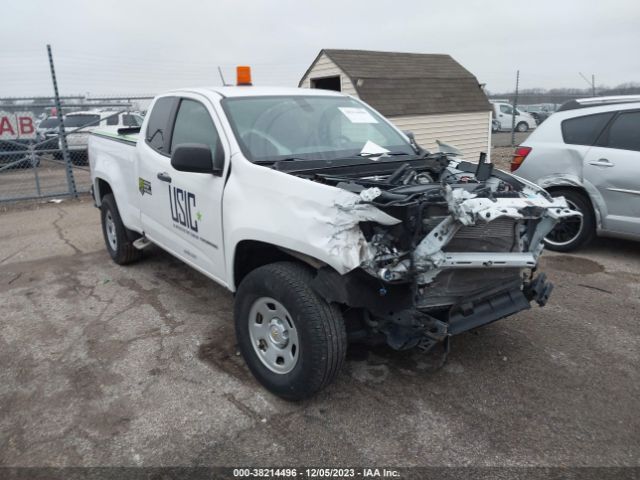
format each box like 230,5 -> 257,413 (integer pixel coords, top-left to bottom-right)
92,128 -> 139,146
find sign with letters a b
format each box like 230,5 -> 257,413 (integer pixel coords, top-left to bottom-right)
0,111 -> 37,140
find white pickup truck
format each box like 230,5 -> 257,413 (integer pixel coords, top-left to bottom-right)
89,85 -> 574,400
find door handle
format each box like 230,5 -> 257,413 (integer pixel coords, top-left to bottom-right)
588,158 -> 615,167
157,172 -> 172,182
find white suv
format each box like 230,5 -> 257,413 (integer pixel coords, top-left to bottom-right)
512,96 -> 640,251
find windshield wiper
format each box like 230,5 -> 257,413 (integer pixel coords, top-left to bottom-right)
253,152 -> 415,166
253,157 -> 311,165
331,152 -> 417,161
357,151 -> 413,157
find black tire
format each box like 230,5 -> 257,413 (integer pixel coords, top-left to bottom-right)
235,262 -> 347,401
516,122 -> 529,132
544,189 -> 595,252
100,193 -> 143,265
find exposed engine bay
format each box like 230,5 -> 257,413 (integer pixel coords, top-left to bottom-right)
272,152 -> 576,352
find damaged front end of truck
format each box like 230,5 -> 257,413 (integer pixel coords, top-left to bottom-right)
276,152 -> 576,353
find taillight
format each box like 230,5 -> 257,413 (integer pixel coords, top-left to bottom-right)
511,146 -> 532,172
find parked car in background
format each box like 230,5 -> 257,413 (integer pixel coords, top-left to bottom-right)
511,95 -> 640,251
35,116 -> 63,153
491,102 -> 537,132
520,104 -> 554,125
35,116 -> 62,139
47,110 -> 144,164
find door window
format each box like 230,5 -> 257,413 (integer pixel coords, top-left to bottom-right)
500,105 -> 513,115
145,97 -> 175,153
603,112 -> 640,152
561,112 -> 614,146
170,99 -> 220,154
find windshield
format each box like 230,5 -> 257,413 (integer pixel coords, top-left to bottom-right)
65,114 -> 100,128
222,95 -> 414,162
39,118 -> 60,128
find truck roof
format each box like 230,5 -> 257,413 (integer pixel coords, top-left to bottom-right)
165,86 -> 346,98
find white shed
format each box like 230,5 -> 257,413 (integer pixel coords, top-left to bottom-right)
299,49 -> 492,161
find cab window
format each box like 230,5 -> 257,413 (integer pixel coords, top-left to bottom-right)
170,99 -> 220,154
106,115 -> 119,126
500,105 -> 514,115
145,97 -> 175,153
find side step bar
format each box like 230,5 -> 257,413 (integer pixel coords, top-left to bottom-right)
133,237 -> 152,250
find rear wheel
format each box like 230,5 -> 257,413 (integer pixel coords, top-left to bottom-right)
100,193 -> 143,265
544,189 -> 595,252
235,262 -> 347,400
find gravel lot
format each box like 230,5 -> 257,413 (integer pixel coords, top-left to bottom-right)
0,199 -> 638,469
491,131 -> 531,171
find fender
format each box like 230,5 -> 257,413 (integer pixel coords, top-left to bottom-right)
535,173 -> 607,231
222,155 -> 400,291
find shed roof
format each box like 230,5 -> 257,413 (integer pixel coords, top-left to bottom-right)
300,49 -> 491,116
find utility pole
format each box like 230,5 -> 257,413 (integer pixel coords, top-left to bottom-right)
47,44 -> 77,198
511,70 -> 520,147
579,72 -> 596,97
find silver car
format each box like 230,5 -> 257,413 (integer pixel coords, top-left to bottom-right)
511,96 -> 640,251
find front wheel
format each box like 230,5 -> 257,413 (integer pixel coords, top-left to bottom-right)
516,122 -> 529,132
544,189 -> 595,252
235,262 -> 347,400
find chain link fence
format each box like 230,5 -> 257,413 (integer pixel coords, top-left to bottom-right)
0,44 -> 156,203
0,102 -> 151,203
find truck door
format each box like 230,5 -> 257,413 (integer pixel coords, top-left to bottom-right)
137,94 -> 228,285
583,110 -> 640,234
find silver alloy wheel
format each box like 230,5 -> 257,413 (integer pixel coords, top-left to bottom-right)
105,211 -> 118,251
248,297 -> 299,374
545,199 -> 584,247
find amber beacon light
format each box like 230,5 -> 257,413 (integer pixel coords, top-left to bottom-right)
236,66 -> 252,86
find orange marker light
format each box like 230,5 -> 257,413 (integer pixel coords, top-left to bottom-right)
236,66 -> 252,86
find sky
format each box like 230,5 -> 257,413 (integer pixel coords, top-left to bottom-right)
1,0 -> 639,97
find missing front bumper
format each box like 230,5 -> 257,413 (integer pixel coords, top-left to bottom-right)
385,271 -> 555,353
435,272 -> 554,337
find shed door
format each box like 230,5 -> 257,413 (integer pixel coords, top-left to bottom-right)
311,75 -> 341,92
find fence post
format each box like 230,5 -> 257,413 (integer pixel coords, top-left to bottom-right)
29,144 -> 42,197
510,70 -> 520,148
47,44 -> 78,198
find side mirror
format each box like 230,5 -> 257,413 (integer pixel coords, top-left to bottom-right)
171,143 -> 224,176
